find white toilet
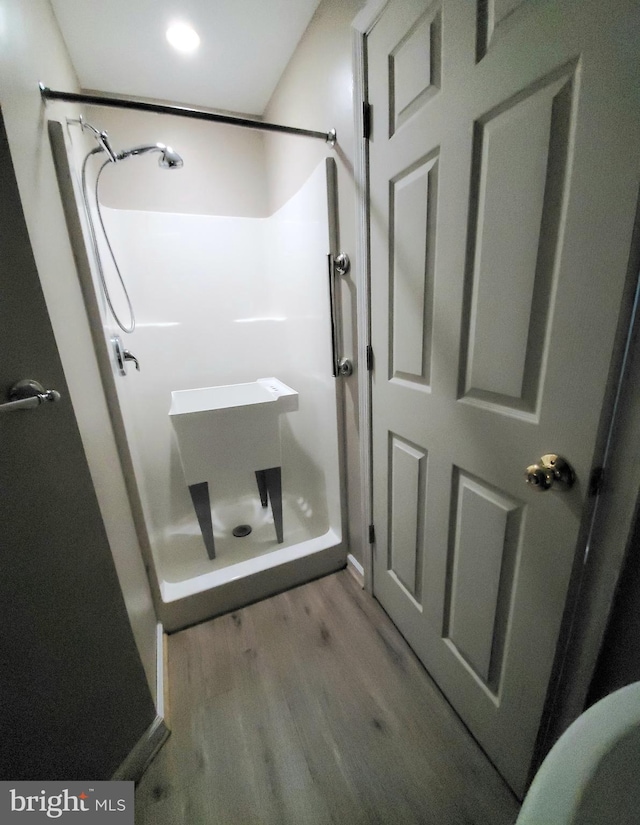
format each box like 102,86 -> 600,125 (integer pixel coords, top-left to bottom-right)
517,682 -> 640,824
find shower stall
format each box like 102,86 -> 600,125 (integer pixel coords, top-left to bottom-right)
47,104 -> 347,631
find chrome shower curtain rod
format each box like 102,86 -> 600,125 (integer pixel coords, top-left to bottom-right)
39,83 -> 336,145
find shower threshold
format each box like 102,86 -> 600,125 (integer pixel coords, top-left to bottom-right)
157,528 -> 344,632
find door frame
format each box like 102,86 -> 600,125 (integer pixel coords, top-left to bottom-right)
350,0 -> 640,773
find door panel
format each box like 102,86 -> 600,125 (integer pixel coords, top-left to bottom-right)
390,152 -> 438,385
388,432 -> 428,600
389,4 -> 441,134
461,68 -> 573,413
368,0 -> 640,796
445,469 -> 521,689
0,110 -> 156,779
477,0 -> 530,60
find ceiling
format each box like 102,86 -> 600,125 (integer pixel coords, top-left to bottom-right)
50,0 -> 323,116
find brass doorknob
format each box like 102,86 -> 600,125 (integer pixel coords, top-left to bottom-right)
525,454 -> 575,491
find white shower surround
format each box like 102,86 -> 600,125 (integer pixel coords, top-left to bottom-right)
98,160 -> 344,620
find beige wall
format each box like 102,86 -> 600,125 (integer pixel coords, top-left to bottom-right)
84,106 -> 268,217
264,0 -> 367,565
0,0 -> 158,700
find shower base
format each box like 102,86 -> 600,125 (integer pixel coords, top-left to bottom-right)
155,492 -> 345,632
158,492 -> 327,582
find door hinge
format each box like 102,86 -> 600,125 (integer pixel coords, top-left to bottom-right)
368,524 -> 376,544
589,467 -> 605,497
366,344 -> 374,371
363,102 -> 372,140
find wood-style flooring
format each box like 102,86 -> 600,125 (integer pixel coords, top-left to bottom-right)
136,570 -> 520,824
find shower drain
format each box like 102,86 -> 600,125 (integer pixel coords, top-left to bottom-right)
232,524 -> 252,538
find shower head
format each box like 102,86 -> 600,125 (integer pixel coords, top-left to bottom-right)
116,143 -> 184,169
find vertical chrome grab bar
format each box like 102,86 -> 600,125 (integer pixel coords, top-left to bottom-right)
327,254 -> 339,377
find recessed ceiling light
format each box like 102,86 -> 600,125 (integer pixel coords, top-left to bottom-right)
166,22 -> 200,54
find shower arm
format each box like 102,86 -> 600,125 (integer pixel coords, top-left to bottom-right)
40,84 -> 337,146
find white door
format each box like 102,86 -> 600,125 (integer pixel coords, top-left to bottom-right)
368,0 -> 640,796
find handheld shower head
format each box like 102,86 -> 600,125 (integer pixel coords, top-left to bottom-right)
69,116 -> 118,162
116,143 -> 184,169
96,130 -> 118,163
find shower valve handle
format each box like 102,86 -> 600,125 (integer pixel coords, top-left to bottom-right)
123,349 -> 140,371
112,335 -> 140,375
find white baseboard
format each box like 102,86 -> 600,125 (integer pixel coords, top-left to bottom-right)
155,622 -> 165,719
347,553 -> 365,585
111,715 -> 169,782
111,624 -> 170,783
